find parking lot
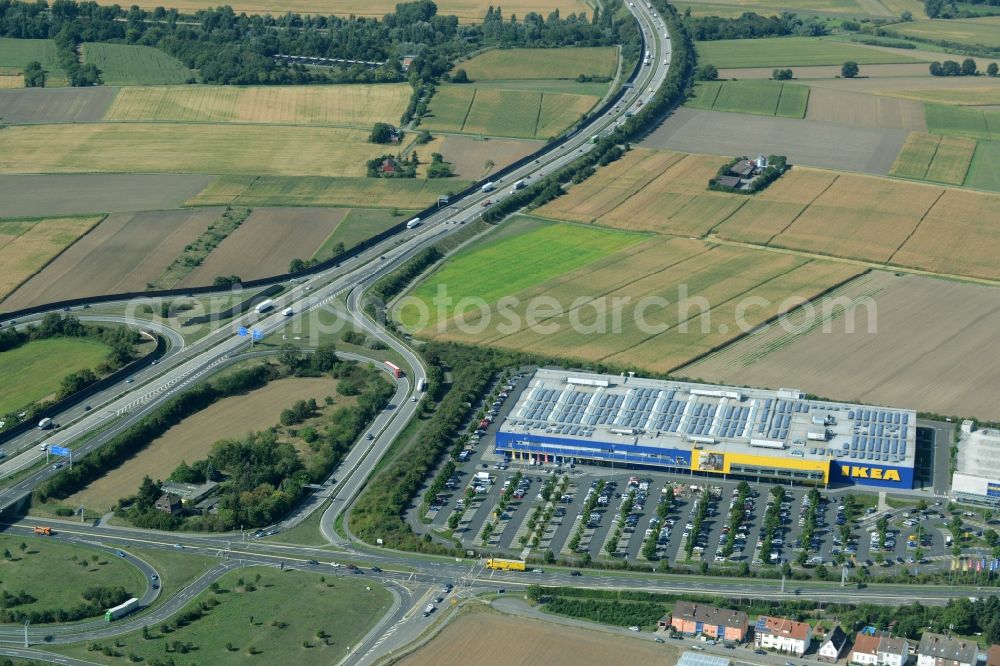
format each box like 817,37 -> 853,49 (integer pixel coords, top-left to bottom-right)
413,373 -> 966,577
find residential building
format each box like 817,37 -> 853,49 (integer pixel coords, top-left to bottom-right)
755,615 -> 813,655
670,601 -> 749,643
850,632 -> 910,666
818,626 -> 849,662
154,493 -> 182,516
917,633 -> 979,666
986,645 -> 1000,666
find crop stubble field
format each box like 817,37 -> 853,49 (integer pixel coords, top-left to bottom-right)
0,124 -> 383,177
401,610 -> 679,665
891,132 -> 976,184
67,377 -> 346,511
687,271 -> 1000,420
105,83 -> 410,126
179,207 -> 350,285
457,47 -> 617,80
398,216 -> 861,372
1,209 -> 221,311
0,87 -> 118,124
804,88 -> 926,131
540,148 -> 1000,281
0,215 -> 105,301
186,175 -> 467,209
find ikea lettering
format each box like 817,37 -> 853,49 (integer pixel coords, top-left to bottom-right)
840,465 -> 901,482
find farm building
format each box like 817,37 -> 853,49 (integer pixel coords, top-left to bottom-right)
951,427 -> 1000,508
495,369 -> 918,489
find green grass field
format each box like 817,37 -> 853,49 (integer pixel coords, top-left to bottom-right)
55,567 -> 391,664
687,80 -> 808,118
0,338 -> 110,414
82,43 -> 192,85
891,132 -> 977,184
965,141 -> 1000,192
312,208 -> 413,259
422,85 -> 598,138
0,535 -> 145,621
458,47 -> 618,80
695,36 -> 925,68
186,175 -> 468,209
925,103 -> 1000,141
887,16 -> 1000,48
0,37 -> 66,84
676,0 -> 893,16
398,216 -> 646,330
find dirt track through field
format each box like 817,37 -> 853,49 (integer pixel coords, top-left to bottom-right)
2,208 -> 221,310
179,207 -> 349,285
66,376 -> 343,512
687,271 -> 1000,420
0,86 -> 117,124
643,107 -> 907,174
400,610 -> 679,666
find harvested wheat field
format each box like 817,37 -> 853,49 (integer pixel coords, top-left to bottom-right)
422,134 -> 540,179
1,209 -> 221,310
104,84 -> 410,126
66,376 -> 346,512
0,123 -> 378,177
399,609 -> 680,666
686,271 -> 1000,420
180,207 -> 349,285
0,86 -> 117,124
805,88 -> 926,131
0,216 -> 104,302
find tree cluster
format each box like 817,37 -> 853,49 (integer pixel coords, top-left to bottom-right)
686,12 -> 828,41
772,68 -> 793,80
22,59 -> 44,86
426,152 -> 454,178
366,153 -> 419,178
929,58 -> 979,75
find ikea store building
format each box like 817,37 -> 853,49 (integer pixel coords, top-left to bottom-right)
495,369 -> 917,489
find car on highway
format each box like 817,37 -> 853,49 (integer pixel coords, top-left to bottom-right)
754,650 -> 767,655
173,543 -> 184,549
115,550 -> 126,558
371,566 -> 382,573
151,574 -> 158,580
51,463 -> 62,470
655,637 -> 665,643
125,377 -> 134,384
307,560 -> 319,566
629,626 -> 640,632
570,570 -> 582,576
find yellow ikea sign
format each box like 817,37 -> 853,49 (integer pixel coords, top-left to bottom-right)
840,465 -> 900,482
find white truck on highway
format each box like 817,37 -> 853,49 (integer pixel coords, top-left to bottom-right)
282,307 -> 293,317
481,182 -> 495,193
37,417 -> 53,430
406,217 -> 421,229
255,299 -> 275,314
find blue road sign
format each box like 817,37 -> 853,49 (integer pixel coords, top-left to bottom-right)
252,329 -> 263,341
50,446 -> 71,457
237,327 -> 249,337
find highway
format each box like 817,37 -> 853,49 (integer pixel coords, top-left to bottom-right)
3,4 -> 975,665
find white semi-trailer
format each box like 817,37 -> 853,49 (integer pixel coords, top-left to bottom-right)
255,299 -> 275,314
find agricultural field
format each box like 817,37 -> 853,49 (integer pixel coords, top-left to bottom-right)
457,47 -> 617,81
0,338 -> 110,414
179,207 -> 350,285
91,0 -> 589,22
643,107 -> 909,174
686,80 -> 808,118
0,73 -> 21,87
890,132 -> 976,185
695,36 -> 925,68
965,141 -> 1000,192
81,43 -> 192,85
55,567 -> 391,665
0,37 -> 65,83
0,87 -> 118,124
1,209 -> 220,311
104,83 -> 410,126
0,535 -> 144,620
66,377 -> 346,512
886,16 -> 1000,48
401,609 -> 680,666
421,85 -> 599,138
397,215 -> 860,372
888,88 -> 1000,106
804,88 -> 926,131
675,0 -> 915,17
687,271 -> 1000,420
925,103 -> 1000,141
0,215 -> 104,301
185,175 -> 467,209
417,134 -> 540,179
0,174 -> 212,219
311,208 -> 409,258
0,124 -> 383,177
535,151 -> 746,236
